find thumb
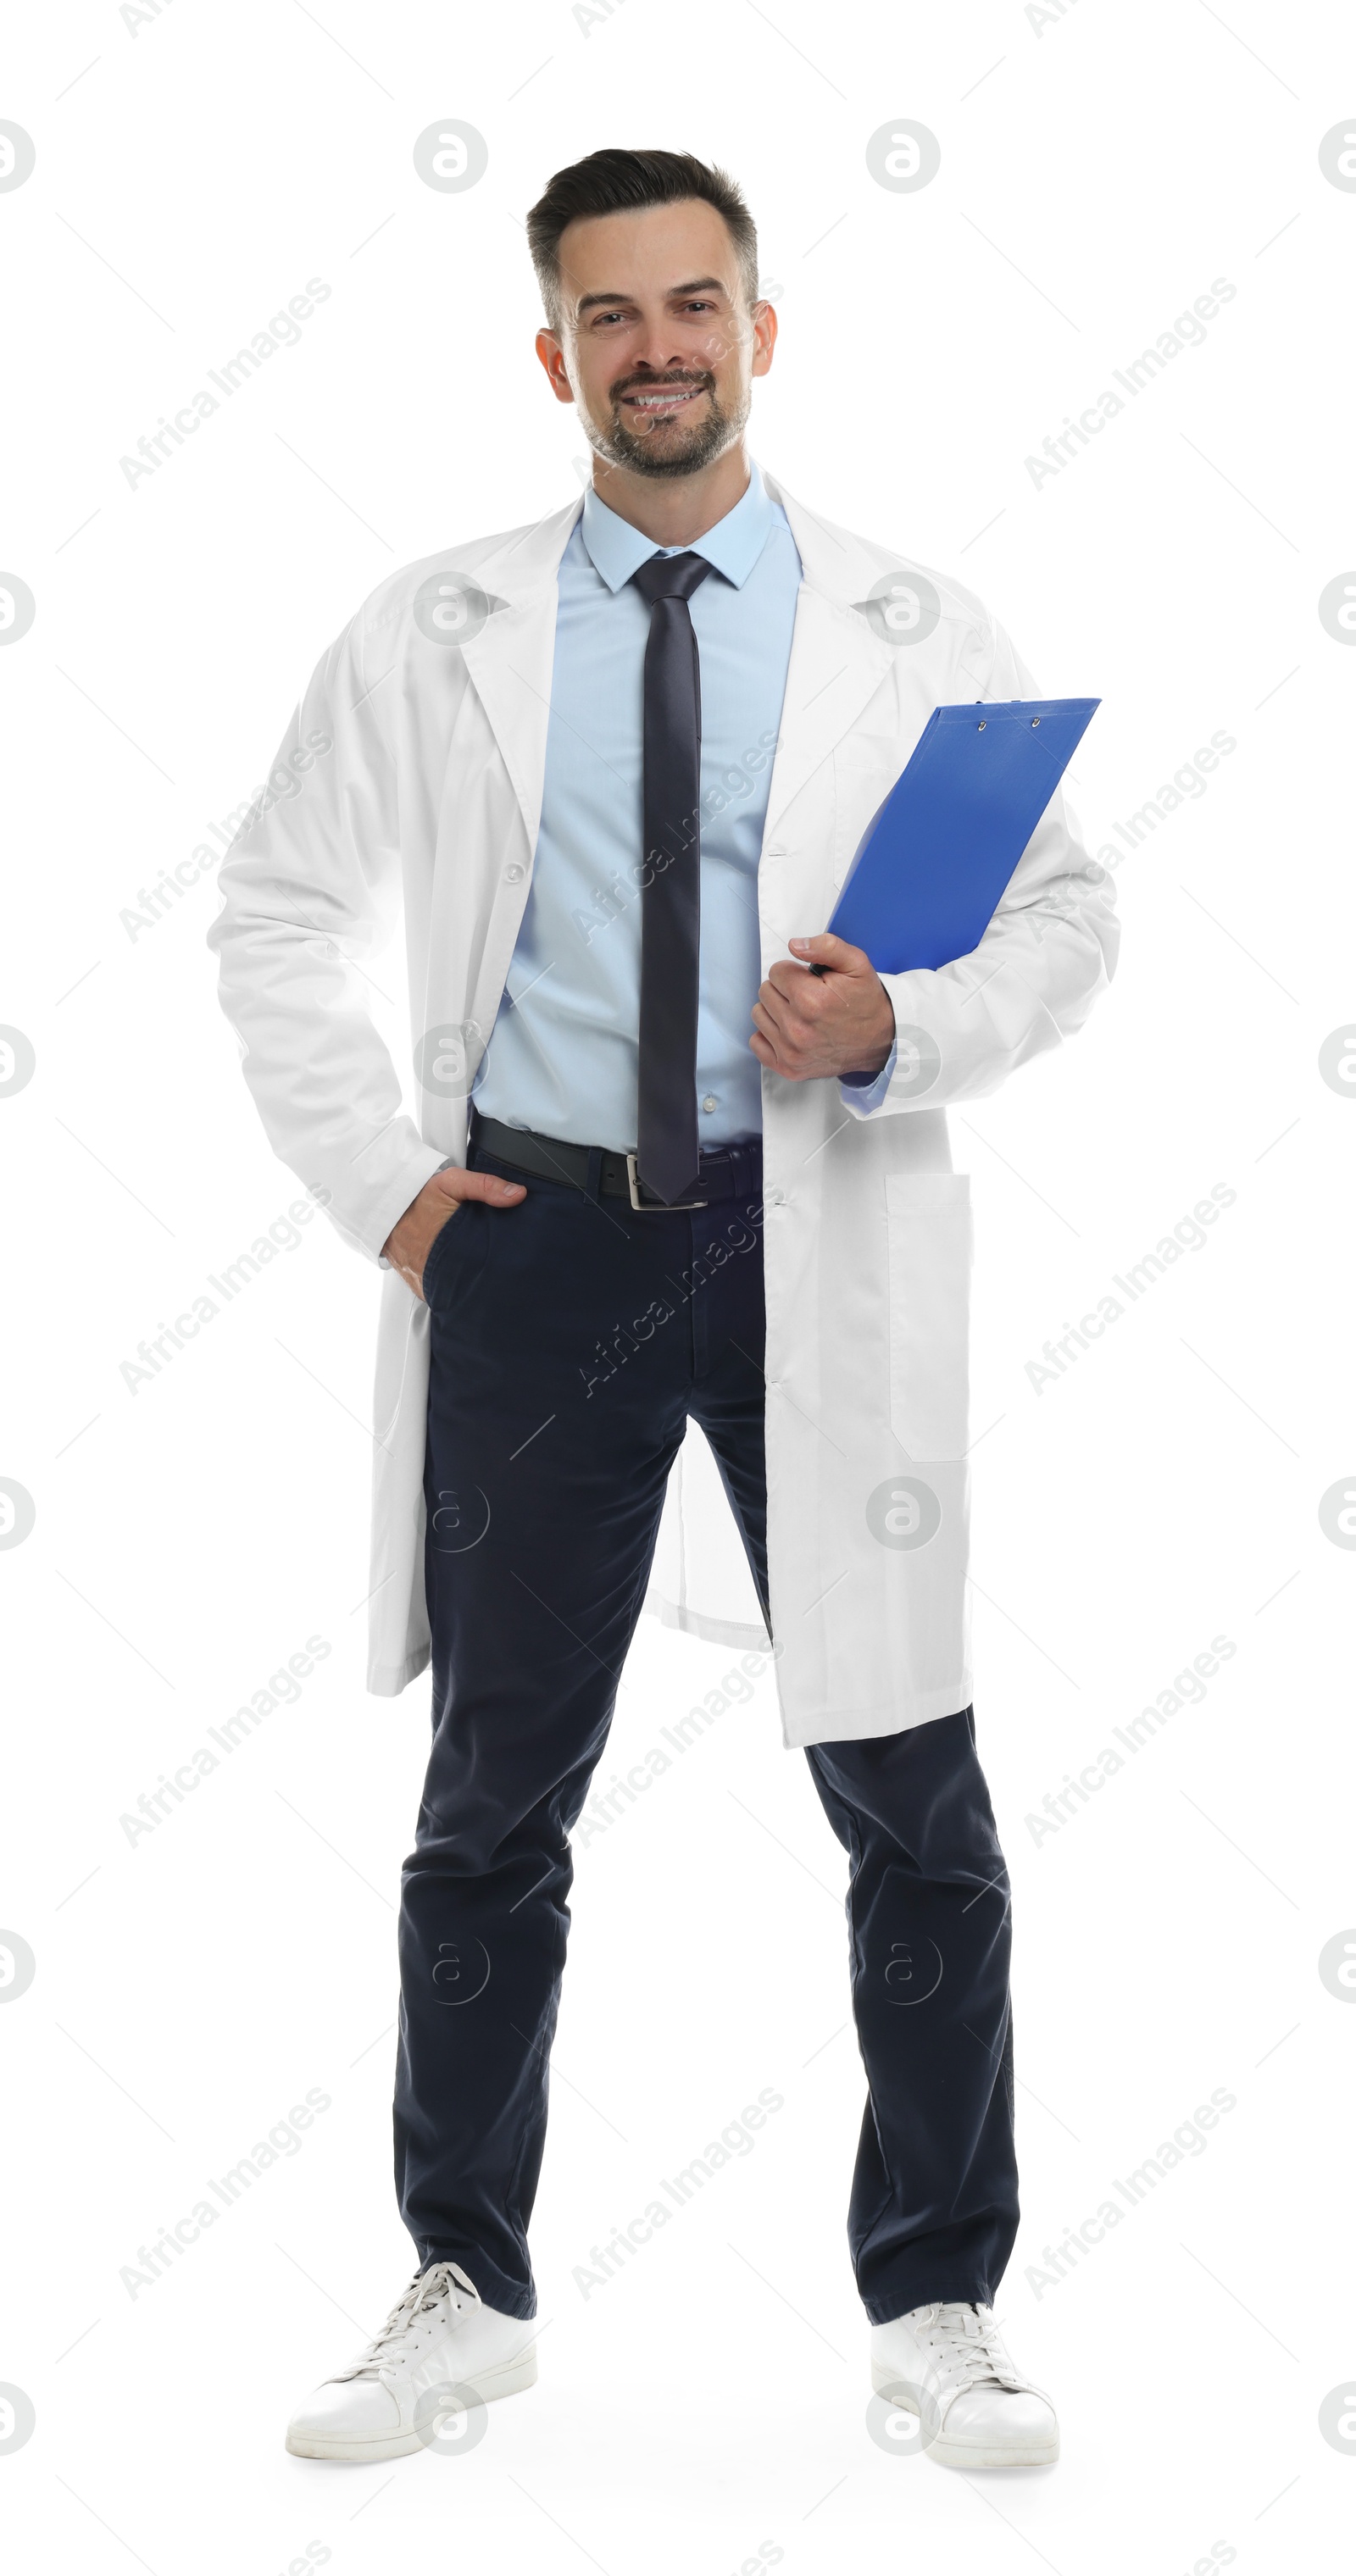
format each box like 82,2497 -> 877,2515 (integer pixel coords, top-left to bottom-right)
789,931 -> 867,973
441,1166 -> 526,1207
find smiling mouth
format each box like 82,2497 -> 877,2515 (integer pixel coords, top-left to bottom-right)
616,383 -> 709,419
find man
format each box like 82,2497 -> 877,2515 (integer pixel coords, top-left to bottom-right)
208,147 -> 1117,2470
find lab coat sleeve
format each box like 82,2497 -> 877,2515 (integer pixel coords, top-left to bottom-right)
842,619 -> 1119,1119
206,613 -> 447,1262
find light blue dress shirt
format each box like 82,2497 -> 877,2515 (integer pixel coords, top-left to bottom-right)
473,461 -> 894,1147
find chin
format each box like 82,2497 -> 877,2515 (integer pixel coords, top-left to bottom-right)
597,406 -> 745,480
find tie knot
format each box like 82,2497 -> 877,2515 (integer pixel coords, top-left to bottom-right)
630,550 -> 714,607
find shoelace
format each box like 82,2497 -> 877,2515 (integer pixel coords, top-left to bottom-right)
912,2302 -> 1027,2395
335,2259 -> 482,2383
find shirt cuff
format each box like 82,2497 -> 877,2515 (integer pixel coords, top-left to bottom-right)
838,1037 -> 897,1115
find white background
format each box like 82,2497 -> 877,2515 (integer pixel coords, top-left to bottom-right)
2,1 -> 1353,2569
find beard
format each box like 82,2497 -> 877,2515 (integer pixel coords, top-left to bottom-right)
585,373 -> 750,479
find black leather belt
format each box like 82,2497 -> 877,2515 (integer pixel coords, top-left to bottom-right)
470,1111 -> 762,1210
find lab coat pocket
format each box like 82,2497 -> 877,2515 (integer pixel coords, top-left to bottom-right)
885,1172 -> 972,1463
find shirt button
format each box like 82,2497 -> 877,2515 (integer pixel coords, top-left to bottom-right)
505,862 -> 525,883
702,1094 -> 718,1113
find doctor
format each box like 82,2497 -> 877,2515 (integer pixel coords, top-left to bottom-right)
208,147 -> 1116,2469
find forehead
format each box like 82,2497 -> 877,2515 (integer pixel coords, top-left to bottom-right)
555,197 -> 740,312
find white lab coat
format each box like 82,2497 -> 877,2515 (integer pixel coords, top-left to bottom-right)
208,470 -> 1117,1747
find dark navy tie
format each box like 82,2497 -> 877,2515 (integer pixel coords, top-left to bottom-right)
629,551 -> 714,1205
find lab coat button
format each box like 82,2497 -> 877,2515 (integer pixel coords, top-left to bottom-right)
504,862 -> 525,882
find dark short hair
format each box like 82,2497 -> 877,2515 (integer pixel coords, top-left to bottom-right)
526,148 -> 759,329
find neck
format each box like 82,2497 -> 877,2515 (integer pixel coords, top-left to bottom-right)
588,439 -> 752,547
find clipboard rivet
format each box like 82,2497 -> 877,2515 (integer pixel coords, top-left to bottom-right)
1031,717 -> 1040,726
977,719 -> 986,730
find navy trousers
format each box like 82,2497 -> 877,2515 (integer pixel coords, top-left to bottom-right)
393,1130 -> 1019,2326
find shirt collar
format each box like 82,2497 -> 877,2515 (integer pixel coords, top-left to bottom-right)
578,458 -> 780,594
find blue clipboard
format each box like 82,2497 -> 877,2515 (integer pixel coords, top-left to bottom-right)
826,697 -> 1100,973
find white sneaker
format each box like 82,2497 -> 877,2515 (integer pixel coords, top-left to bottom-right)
286,2260 -> 537,2462
870,2301 -> 1059,2468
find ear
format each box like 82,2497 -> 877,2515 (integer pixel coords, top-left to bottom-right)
749,300 -> 778,380
535,329 -> 576,407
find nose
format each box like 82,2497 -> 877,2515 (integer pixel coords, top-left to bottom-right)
622,352 -> 705,386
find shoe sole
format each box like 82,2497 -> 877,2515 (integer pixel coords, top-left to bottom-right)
870,2363 -> 1059,2469
286,2346 -> 538,2462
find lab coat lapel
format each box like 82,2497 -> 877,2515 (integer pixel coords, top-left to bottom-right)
455,497 -> 582,858
759,475 -> 895,839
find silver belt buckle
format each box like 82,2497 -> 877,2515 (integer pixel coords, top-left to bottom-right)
625,1153 -> 708,1213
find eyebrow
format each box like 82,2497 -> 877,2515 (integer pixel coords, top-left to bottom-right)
573,277 -> 729,316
